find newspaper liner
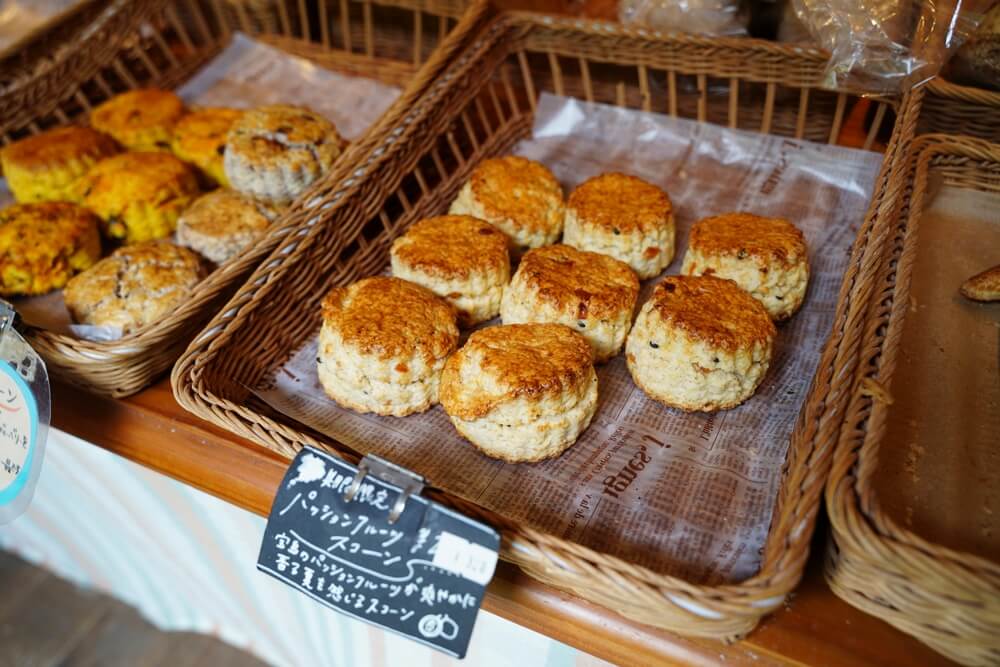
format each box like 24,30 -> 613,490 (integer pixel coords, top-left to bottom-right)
253,94 -> 882,583
5,33 -> 400,340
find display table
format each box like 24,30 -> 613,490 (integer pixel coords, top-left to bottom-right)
39,378 -> 953,666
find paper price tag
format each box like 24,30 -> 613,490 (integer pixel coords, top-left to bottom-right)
258,447 -> 500,659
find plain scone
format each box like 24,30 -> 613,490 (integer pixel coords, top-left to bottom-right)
90,88 -> 185,152
390,215 -> 510,326
449,156 -> 564,258
960,264 -> 1000,302
176,190 -> 278,264
626,275 -> 776,412
563,173 -> 675,279
318,276 -> 459,417
500,244 -> 639,362
440,323 -> 598,462
64,240 -> 207,334
224,105 -> 345,204
682,212 -> 810,320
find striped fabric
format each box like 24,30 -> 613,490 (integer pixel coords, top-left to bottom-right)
0,429 -> 609,667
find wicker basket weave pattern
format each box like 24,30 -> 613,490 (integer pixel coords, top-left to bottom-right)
825,132 -> 1000,666
173,12 -> 924,638
919,78 -> 1000,143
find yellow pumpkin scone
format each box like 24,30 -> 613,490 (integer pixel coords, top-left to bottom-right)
440,323 -> 598,463
63,241 -> 206,334
682,212 -> 810,320
626,275 -> 776,412
0,202 -> 102,296
90,88 -> 185,152
449,156 -> 565,258
171,107 -> 243,187
390,215 -> 510,326
76,152 -> 200,243
0,127 -> 120,203
176,189 -> 278,264
317,277 -> 459,417
224,105 -> 345,204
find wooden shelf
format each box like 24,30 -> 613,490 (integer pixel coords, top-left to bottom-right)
51,378 -> 953,666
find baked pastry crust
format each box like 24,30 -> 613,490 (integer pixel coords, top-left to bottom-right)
0,126 -> 119,203
960,264 -> 1000,302
390,215 -> 510,325
63,240 -> 206,333
171,107 -> 243,187
224,105 -> 345,204
90,88 -> 185,152
0,202 -> 102,296
76,151 -> 200,243
448,156 -> 564,257
176,189 -> 277,264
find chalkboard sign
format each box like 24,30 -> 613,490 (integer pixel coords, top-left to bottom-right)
258,447 -> 500,658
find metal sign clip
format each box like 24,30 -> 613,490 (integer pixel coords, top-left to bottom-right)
343,454 -> 426,524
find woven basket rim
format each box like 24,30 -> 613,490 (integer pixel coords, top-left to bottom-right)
926,76 -> 1000,106
826,132 -> 1000,585
172,8 -> 925,636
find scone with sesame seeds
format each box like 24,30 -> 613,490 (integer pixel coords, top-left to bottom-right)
682,212 -> 809,320
0,203 -> 102,296
563,173 -> 675,279
63,241 -> 206,334
176,189 -> 278,264
440,323 -> 598,463
626,275 -> 775,412
0,126 -> 120,203
390,215 -> 510,326
224,105 -> 345,204
171,107 -> 243,187
76,152 -> 200,243
448,156 -> 564,259
500,244 -> 638,362
90,89 -> 185,152
318,277 -> 459,417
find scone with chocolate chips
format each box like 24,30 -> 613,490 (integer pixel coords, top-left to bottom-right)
224,105 -> 345,204
64,241 -> 206,334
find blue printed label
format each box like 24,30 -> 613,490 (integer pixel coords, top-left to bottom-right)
0,362 -> 37,506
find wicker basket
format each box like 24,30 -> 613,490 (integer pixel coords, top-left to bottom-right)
825,132 -> 1000,666
173,11 -> 924,639
1,0 -> 488,397
919,78 -> 1000,142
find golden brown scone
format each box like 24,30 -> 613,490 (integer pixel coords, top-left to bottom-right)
0,126 -> 120,203
0,202 -> 102,296
500,244 -> 639,361
682,212 -> 809,320
76,152 -> 200,243
448,156 -> 564,258
224,105 -> 345,204
63,240 -> 206,334
440,323 -> 598,462
960,264 -> 1000,302
626,275 -> 775,411
318,276 -> 459,417
171,107 -> 243,187
90,89 -> 185,152
176,189 -> 278,264
390,215 -> 510,326
563,172 -> 675,279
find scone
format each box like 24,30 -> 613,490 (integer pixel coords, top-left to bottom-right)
500,244 -> 639,362
90,88 -> 185,152
64,241 -> 206,333
224,105 -> 345,204
682,212 -> 810,320
0,127 -> 119,203
0,203 -> 102,296
176,190 -> 278,264
448,156 -> 564,258
960,264 -> 1000,302
76,152 -> 200,243
440,323 -> 597,462
626,275 -> 775,412
171,107 -> 243,187
563,173 -> 675,279
390,215 -> 510,326
318,276 -> 459,417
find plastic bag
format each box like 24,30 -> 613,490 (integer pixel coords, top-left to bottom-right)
792,0 -> 996,94
619,0 -> 748,36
